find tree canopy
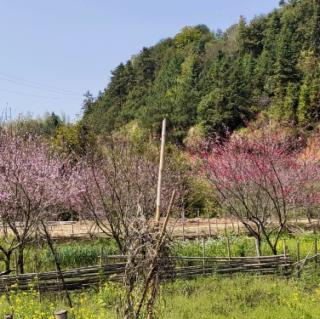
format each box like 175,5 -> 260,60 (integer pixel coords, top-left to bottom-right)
81,0 -> 320,142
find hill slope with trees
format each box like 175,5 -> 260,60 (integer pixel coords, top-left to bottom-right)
81,0 -> 320,143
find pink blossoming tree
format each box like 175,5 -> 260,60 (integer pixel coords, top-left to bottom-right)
0,132 -> 71,274
203,130 -> 320,255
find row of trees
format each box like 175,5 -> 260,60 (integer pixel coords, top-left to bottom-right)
1,124 -> 320,315
2,126 -> 320,269
0,131 -> 180,318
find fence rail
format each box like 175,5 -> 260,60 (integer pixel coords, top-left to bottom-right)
0,254 -> 292,293
0,218 -> 317,241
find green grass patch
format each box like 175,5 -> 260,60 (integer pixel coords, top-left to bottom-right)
1,275 -> 320,318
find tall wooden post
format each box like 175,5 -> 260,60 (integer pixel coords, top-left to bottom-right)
155,119 -> 166,222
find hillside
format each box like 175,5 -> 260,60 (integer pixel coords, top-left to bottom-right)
82,0 -> 320,143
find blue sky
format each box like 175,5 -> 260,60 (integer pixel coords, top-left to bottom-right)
0,0 -> 279,121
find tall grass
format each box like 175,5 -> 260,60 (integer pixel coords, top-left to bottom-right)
172,233 -> 320,260
2,233 -> 320,273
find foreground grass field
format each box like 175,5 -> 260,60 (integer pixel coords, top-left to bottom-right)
1,275 -> 320,319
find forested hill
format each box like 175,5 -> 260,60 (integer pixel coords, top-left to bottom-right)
82,0 -> 320,143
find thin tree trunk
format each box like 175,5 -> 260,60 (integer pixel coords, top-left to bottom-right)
2,250 -> 12,274
17,245 -> 24,274
41,221 -> 73,308
255,236 -> 262,257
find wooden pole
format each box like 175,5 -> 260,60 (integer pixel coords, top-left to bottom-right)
182,209 -> 185,241
283,240 -> 287,258
231,218 -> 235,233
296,240 -> 300,262
208,217 -> 212,238
314,238 -> 318,269
202,238 -> 206,275
54,310 -> 67,319
155,119 -> 166,222
99,246 -> 103,267
226,236 -> 231,260
197,209 -> 200,240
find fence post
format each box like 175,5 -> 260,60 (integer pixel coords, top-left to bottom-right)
226,236 -> 231,260
231,218 -> 235,233
296,240 -> 300,262
208,216 -> 212,238
182,209 -> 185,241
197,209 -> 200,240
237,219 -> 240,235
100,246 -> 104,267
314,239 -> 318,269
54,310 -> 67,319
202,238 -> 206,275
283,240 -> 287,258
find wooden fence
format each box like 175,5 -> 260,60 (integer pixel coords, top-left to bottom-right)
0,254 -> 292,293
1,218 -> 317,241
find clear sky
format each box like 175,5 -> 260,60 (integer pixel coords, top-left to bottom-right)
0,0 -> 280,121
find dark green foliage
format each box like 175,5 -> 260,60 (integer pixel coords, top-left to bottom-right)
11,112 -> 64,137
83,0 -> 320,142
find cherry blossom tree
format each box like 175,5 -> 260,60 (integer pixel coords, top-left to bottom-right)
203,130 -> 319,255
0,132 -> 70,274
69,137 -> 181,253
69,137 -> 181,318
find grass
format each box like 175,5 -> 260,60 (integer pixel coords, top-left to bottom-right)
0,239 -> 119,273
2,232 -> 320,273
4,233 -> 320,272
1,275 -> 320,318
172,232 -> 320,260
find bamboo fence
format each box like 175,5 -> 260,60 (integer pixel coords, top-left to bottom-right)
0,254 -> 292,293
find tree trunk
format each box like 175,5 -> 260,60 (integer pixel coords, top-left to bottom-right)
270,243 -> 278,255
17,245 -> 24,274
255,236 -> 262,257
4,250 -> 12,273
41,221 -> 73,308
307,208 -> 312,224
